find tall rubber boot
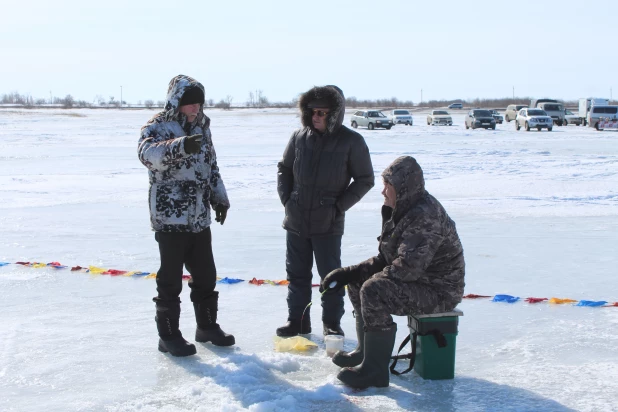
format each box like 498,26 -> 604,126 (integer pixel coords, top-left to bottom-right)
332,317 -> 365,367
155,302 -> 196,357
194,292 -> 235,347
337,323 -> 397,389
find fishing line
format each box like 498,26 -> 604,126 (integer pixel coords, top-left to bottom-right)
300,281 -> 337,334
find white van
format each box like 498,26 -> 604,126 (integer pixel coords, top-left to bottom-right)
579,98 -> 609,125
587,105 -> 618,130
537,102 -> 565,126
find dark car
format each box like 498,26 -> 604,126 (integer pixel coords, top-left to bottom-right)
465,109 -> 496,130
489,109 -> 504,124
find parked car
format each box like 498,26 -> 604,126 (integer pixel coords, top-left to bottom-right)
389,109 -> 413,126
563,110 -> 582,126
537,102 -> 566,126
350,110 -> 392,130
515,108 -> 553,131
488,109 -> 504,124
505,104 -> 528,122
448,103 -> 463,109
586,105 -> 618,130
465,109 -> 496,130
579,97 -> 609,125
530,98 -> 559,109
426,110 -> 453,126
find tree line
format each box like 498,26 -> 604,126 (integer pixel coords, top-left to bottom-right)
1,91 -> 614,110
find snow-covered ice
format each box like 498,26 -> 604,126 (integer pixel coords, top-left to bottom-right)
1,108 -> 617,411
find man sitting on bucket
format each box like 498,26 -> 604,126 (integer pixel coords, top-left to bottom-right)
322,156 -> 465,388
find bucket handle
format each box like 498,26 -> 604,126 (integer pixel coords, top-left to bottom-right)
390,329 -> 447,375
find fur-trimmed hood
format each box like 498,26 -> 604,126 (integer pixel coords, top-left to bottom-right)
162,74 -> 208,127
299,85 -> 346,136
382,156 -> 426,222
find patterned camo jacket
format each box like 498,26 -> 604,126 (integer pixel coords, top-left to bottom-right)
137,75 -> 229,233
356,156 -> 465,307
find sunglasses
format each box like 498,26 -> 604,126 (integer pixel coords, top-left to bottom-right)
312,109 -> 330,117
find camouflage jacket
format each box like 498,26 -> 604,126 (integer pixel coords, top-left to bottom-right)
352,156 -> 465,306
277,85 -> 374,237
137,75 -> 229,233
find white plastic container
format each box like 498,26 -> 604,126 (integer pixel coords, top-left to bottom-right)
324,335 -> 344,357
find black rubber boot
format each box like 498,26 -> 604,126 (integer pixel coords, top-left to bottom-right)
194,293 -> 235,347
323,323 -> 345,336
276,317 -> 311,337
158,334 -> 197,357
332,317 -> 364,367
155,302 -> 196,357
337,323 -> 397,389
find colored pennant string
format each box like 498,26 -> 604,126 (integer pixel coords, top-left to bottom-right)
549,298 -> 578,304
525,297 -> 548,303
2,261 -> 617,305
492,294 -> 520,303
463,294 -> 491,299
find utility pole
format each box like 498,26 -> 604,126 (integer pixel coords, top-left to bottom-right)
512,86 -> 515,100
420,89 -> 423,106
120,86 -> 123,109
611,87 -> 613,102
50,91 -> 52,105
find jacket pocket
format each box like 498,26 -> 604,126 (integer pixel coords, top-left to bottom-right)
154,183 -> 191,226
308,194 -> 337,236
284,191 -> 303,234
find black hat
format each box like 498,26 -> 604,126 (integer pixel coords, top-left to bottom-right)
179,86 -> 204,106
307,98 -> 330,108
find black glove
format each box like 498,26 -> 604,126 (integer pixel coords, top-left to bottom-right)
184,134 -> 203,154
215,205 -> 228,225
321,267 -> 358,293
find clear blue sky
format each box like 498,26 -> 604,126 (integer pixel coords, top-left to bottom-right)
2,0 -> 616,104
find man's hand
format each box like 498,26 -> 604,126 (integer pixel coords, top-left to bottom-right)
215,205 -> 228,225
321,267 -> 357,292
184,134 -> 203,154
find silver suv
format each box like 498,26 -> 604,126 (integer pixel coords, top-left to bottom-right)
350,110 -> 393,130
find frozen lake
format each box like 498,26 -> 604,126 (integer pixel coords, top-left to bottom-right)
1,108 -> 617,411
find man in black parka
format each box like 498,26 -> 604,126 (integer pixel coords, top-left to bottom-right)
276,85 -> 374,337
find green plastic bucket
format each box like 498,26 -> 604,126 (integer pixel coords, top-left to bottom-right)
407,309 -> 463,380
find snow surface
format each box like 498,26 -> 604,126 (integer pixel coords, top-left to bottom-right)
1,108 -> 617,412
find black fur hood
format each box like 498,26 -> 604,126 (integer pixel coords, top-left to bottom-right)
299,85 -> 346,136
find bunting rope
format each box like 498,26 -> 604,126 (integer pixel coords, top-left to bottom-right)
0,261 -> 320,287
1,262 -> 616,306
463,294 -> 618,308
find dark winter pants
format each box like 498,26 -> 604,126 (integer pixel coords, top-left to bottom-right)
285,232 -> 344,324
348,273 -> 449,328
154,228 -> 217,305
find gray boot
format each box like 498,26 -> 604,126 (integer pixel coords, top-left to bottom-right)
332,317 -> 365,367
337,323 -> 397,389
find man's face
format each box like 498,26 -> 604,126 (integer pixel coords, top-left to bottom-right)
179,103 -> 200,122
311,108 -> 330,133
381,181 -> 396,208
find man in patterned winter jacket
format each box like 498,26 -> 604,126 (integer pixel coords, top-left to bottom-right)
322,156 -> 465,388
138,74 -> 234,357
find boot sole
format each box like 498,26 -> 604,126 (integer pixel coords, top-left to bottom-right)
337,368 -> 389,389
158,343 -> 197,357
195,337 -> 235,346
